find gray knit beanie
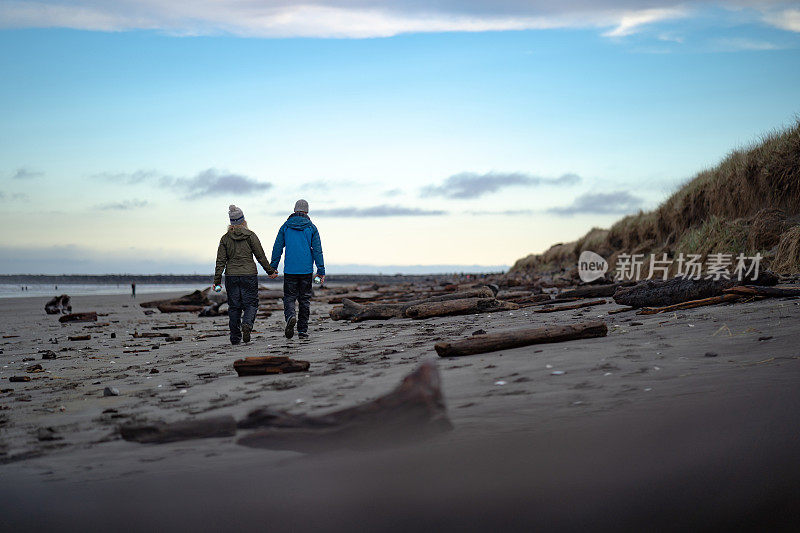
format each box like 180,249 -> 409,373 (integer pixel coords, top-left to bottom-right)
229,204 -> 245,225
294,199 -> 309,213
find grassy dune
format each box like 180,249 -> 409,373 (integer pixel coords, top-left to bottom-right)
512,121 -> 800,276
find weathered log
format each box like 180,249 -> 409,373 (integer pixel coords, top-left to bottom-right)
68,335 -> 91,341
637,293 -> 743,315
509,294 -> 552,305
45,294 -> 72,315
140,289 -> 210,309
233,356 -> 310,376
435,321 -> 608,357
120,415 -> 237,444
133,331 -> 170,338
58,312 -> 97,323
559,282 -> 634,299
237,360 -> 451,451
723,285 -> 800,298
404,298 -> 519,320
199,300 -> 227,317
329,288 -> 499,322
613,271 -> 778,308
157,304 -> 206,313
534,299 -> 607,313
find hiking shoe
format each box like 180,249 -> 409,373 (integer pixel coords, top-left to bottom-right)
298,331 -> 309,340
230,339 -> 241,346
242,323 -> 252,343
284,316 -> 297,339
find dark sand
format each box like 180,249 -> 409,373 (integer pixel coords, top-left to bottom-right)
1,289 -> 798,531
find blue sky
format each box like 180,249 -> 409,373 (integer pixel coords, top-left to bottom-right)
0,1 -> 799,274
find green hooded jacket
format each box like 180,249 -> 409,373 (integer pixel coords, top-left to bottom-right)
214,226 -> 275,285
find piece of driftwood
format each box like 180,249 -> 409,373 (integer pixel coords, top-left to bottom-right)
45,294 -> 72,315
534,299 -> 607,313
9,376 -> 31,382
233,356 -> 311,376
559,282 -> 634,299
723,285 -> 800,298
120,415 -> 237,444
157,304 -> 206,313
637,293 -> 743,315
608,306 -> 637,314
434,321 -> 608,357
133,331 -> 169,338
404,298 -> 519,320
140,289 -> 210,309
505,294 -> 551,305
237,360 -> 452,451
613,271 -> 778,308
68,334 -> 91,341
199,301 -> 227,317
58,312 -> 97,323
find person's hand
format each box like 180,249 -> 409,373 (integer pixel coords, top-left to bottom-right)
213,285 -> 222,293
269,272 -> 279,279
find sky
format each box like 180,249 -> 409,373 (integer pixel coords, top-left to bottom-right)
1,0 -> 799,274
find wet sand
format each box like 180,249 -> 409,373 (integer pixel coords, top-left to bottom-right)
1,287 -> 799,530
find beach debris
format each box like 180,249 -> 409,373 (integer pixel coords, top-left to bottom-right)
233,356 -> 310,376
120,415 -> 238,444
25,364 -> 44,373
705,352 -> 719,357
237,360 -> 452,451
165,335 -> 182,342
132,331 -> 170,338
550,370 -> 566,375
637,294 -> 742,315
434,321 -> 608,358
157,304 -> 205,313
44,294 -> 72,315
613,272 -> 778,308
404,298 -> 518,320
559,282 -> 635,299
723,285 -> 800,298
9,376 -> 31,383
534,299 -> 607,313
58,312 -> 98,323
103,387 -> 120,397
37,427 -> 63,441
40,350 -> 57,360
68,334 -> 91,341
140,289 -> 209,309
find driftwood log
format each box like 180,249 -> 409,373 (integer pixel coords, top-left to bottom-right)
404,298 -> 518,320
534,299 -> 607,313
237,360 -> 452,451
435,321 -> 608,357
120,415 -> 237,444
613,272 -> 778,308
637,293 -> 742,315
723,285 -> 800,298
140,289 -> 210,309
233,356 -> 310,376
45,294 -> 72,315
158,304 -> 206,313
559,282 -> 634,299
329,287 -> 497,322
58,312 -> 97,323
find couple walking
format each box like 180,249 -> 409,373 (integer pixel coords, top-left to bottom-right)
213,200 -> 325,345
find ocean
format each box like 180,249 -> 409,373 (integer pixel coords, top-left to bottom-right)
0,283 -> 206,299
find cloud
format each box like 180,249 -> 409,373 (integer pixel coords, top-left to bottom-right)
422,172 -> 580,200
96,199 -> 148,210
547,191 -> 644,216
763,8 -> 800,32
603,7 -> 687,37
0,0 -> 712,39
92,169 -> 162,184
164,169 -> 272,200
384,189 -> 402,197
469,209 -> 535,216
12,168 -> 44,179
712,37 -> 781,51
0,192 -> 29,201
311,205 -> 446,217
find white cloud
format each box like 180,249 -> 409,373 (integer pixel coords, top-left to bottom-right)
763,8 -> 800,32
0,0 -> 705,39
713,37 -> 781,51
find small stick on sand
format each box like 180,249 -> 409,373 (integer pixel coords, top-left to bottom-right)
434,321 -> 608,357
637,293 -> 742,315
534,299 -> 607,313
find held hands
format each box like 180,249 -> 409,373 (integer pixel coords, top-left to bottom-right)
269,272 -> 279,279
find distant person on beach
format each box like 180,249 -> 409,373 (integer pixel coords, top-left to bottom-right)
131,283 -> 136,298
270,199 -> 325,340
214,205 -> 278,345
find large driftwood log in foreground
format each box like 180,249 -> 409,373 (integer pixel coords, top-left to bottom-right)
404,298 -> 518,320
237,360 -> 452,451
637,293 -> 742,315
534,299 -> 607,313
120,415 -> 237,444
58,312 -> 97,323
435,321 -> 608,357
233,356 -> 310,376
723,285 -> 800,298
613,271 -> 778,308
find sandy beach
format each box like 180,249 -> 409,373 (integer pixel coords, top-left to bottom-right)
1,284 -> 799,530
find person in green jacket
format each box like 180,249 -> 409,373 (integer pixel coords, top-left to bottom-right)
213,205 -> 278,344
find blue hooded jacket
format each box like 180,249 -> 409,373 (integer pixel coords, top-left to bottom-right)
270,213 -> 325,276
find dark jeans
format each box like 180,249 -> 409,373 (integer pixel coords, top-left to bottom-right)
283,273 -> 313,333
225,275 -> 259,342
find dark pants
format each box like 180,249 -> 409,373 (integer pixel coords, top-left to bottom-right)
283,273 -> 313,333
225,275 -> 259,343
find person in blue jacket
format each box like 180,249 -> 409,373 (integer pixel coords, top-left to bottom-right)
271,199 -> 325,339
